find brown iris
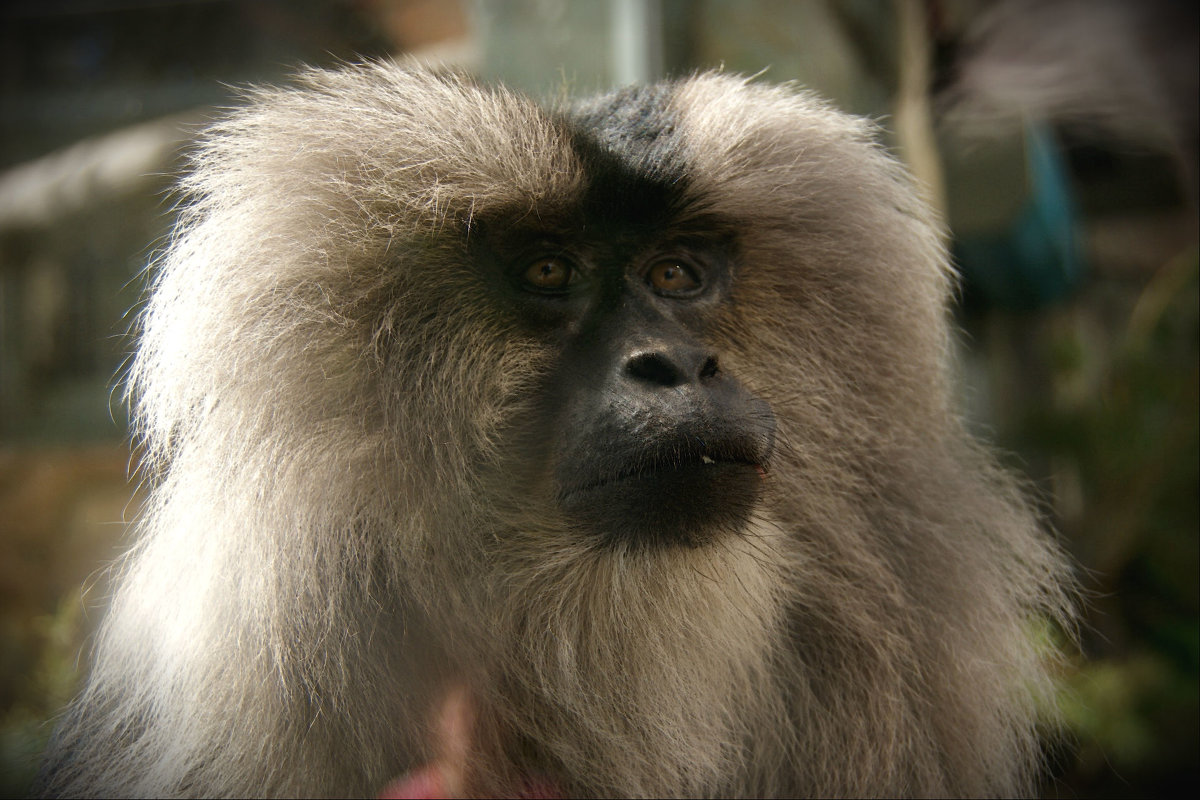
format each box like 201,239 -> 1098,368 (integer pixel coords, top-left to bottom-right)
522,257 -> 573,291
647,259 -> 700,293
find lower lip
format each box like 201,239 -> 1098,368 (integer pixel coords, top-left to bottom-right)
566,459 -> 764,497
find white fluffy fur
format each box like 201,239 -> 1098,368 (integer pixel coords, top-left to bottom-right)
39,64 -> 1071,798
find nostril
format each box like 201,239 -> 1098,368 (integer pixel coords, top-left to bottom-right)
625,351 -> 683,387
624,349 -> 720,387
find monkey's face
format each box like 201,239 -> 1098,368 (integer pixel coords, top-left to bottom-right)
252,73 -> 947,564
410,87 -> 777,550
474,206 -> 775,549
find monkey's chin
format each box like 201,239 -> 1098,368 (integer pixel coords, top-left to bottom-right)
560,461 -> 765,548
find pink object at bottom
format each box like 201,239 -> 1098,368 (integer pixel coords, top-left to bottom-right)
378,765 -> 560,799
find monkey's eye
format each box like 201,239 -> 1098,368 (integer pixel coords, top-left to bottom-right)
521,256 -> 576,293
646,259 -> 701,295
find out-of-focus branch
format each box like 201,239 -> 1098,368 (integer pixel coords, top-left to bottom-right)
0,113 -> 202,232
893,0 -> 945,218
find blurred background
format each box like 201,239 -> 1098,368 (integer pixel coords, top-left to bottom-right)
0,1 -> 1195,796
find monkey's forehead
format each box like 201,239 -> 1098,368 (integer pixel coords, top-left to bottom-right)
189,65 -> 919,238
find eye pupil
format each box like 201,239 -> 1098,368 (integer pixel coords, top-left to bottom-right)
523,257 -> 572,290
649,260 -> 699,293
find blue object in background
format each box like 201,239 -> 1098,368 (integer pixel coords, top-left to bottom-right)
953,123 -> 1085,311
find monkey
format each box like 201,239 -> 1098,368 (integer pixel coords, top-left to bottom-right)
36,62 -> 1072,798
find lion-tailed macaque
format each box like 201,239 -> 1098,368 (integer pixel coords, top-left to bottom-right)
37,63 -> 1072,798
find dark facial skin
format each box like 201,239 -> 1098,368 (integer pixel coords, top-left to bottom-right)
478,209 -> 776,549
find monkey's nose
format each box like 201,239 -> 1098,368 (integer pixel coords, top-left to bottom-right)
624,347 -> 719,388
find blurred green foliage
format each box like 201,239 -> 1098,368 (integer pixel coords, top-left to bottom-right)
0,597 -> 85,797
1028,250 -> 1200,796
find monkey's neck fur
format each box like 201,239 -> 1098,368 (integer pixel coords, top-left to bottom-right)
52,447 -> 1058,798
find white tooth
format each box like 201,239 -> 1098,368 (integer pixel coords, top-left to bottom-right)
701,455 -> 714,464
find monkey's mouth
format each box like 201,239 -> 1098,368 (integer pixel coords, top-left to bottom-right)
563,451 -> 765,495
557,446 -> 768,548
